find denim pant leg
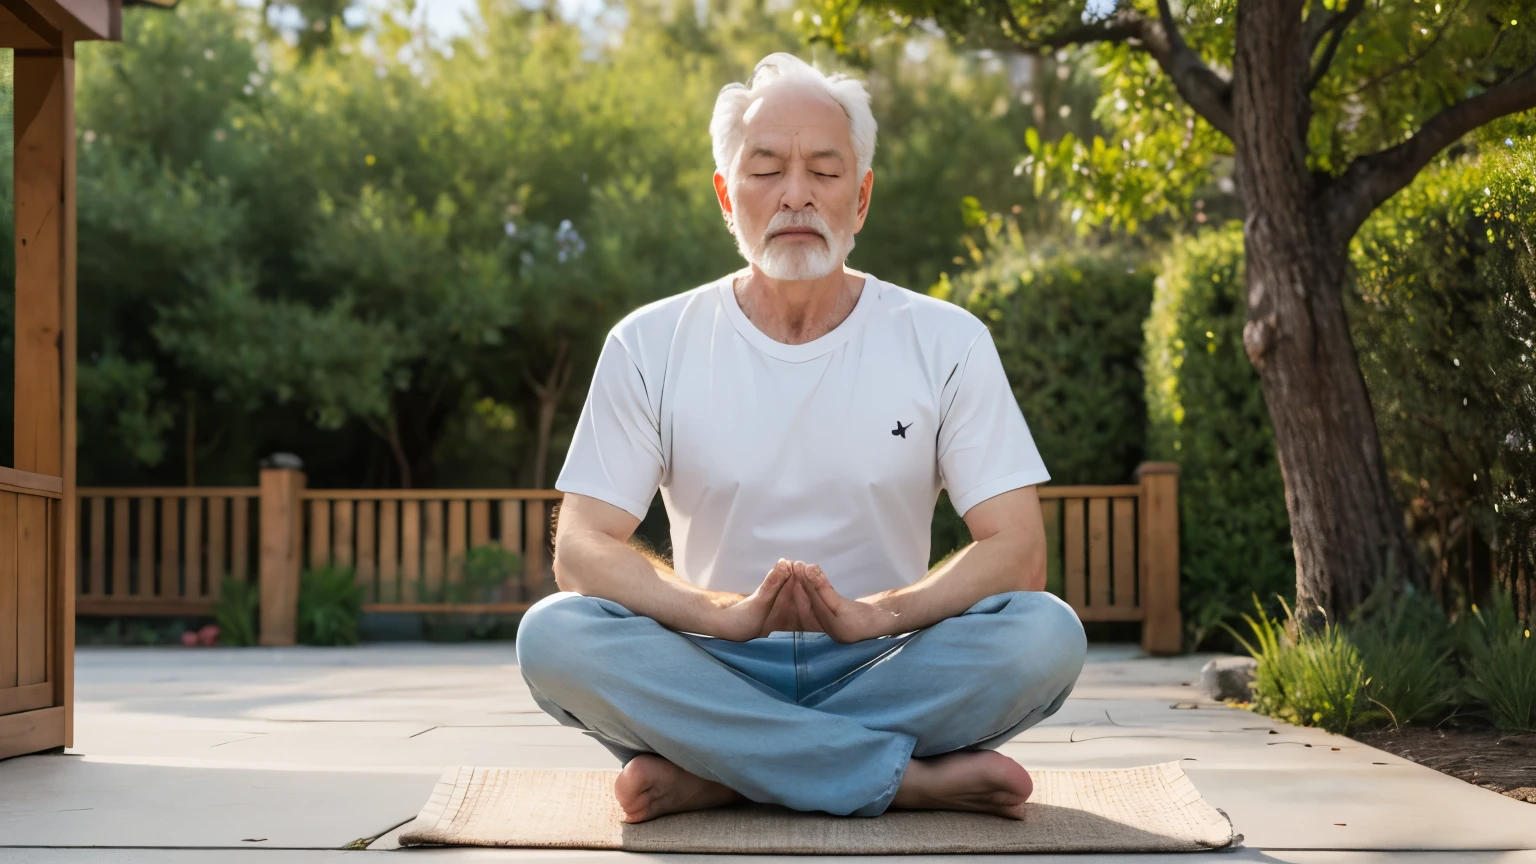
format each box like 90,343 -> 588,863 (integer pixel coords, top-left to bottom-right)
801,591 -> 1087,759
515,592 -> 915,817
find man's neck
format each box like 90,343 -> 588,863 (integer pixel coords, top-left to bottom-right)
733,266 -> 866,346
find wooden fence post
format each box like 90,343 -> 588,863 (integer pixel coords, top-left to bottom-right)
1136,461 -> 1182,655
259,455 -> 306,646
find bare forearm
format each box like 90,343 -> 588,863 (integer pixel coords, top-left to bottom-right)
552,530 -> 740,636
859,534 -> 1045,634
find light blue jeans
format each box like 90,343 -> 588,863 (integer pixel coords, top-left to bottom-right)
515,589 -> 1087,818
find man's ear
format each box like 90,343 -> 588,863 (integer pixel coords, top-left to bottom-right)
713,171 -> 734,228
853,168 -> 874,232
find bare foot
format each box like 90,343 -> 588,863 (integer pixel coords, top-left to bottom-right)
614,754 -> 743,823
890,751 -> 1034,819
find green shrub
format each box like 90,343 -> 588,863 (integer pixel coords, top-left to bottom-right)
1350,141 -> 1536,607
1146,225 -> 1294,648
1461,592 -> 1536,731
418,544 -> 522,642
1348,582 -> 1456,729
211,577 -> 260,647
1229,597 -> 1368,734
297,565 -> 364,646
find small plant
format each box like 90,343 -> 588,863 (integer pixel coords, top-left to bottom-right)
1461,592 -> 1536,731
212,577 -> 260,647
418,545 -> 522,642
1227,596 -> 1369,734
1350,583 -> 1456,730
297,565 -> 364,646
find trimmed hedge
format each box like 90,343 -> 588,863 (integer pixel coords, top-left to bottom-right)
1144,225 -> 1295,648
1350,139 -> 1536,609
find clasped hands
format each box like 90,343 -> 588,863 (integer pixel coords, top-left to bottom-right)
714,559 -> 904,643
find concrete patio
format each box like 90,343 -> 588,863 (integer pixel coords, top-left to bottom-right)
0,643 -> 1531,863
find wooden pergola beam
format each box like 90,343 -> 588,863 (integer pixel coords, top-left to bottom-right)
0,0 -> 114,44
0,3 -> 59,47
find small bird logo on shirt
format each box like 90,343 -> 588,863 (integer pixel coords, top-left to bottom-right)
891,421 -> 911,438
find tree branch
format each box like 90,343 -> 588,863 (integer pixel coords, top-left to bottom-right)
1007,3 -> 1235,138
1306,0 -> 1368,90
1152,0 -> 1236,138
1326,63 -> 1536,239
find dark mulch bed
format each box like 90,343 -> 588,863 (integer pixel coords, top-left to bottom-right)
1355,726 -> 1536,803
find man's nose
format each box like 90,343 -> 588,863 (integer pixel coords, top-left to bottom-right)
779,167 -> 815,211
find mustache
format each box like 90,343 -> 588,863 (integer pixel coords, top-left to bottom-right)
762,210 -> 831,243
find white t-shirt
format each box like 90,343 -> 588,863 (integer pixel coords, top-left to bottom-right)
554,273 -> 1050,599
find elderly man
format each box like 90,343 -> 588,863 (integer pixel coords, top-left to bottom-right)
515,53 -> 1086,824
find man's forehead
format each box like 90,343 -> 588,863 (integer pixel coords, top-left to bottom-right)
740,95 -> 851,156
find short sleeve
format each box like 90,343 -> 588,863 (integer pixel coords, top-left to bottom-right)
553,333 -> 664,521
937,330 -> 1051,517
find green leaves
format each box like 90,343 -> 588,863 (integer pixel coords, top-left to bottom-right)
211,577 -> 260,648
1234,585 -> 1533,733
1462,593 -> 1536,731
297,565 -> 365,647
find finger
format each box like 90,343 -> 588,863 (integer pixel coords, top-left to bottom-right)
802,572 -> 838,624
790,578 -> 819,631
757,563 -> 790,602
806,565 -> 844,609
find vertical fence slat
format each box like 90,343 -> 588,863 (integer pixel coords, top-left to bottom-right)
1112,497 -> 1136,608
309,500 -> 330,569
159,498 -> 179,598
333,500 -> 354,569
1063,498 -> 1086,609
87,497 -> 104,598
1088,498 -> 1110,608
184,497 -> 203,598
424,501 -> 444,595
402,500 -> 421,601
137,498 -> 155,597
1041,497 -> 1062,597
112,498 -> 129,599
379,500 -> 399,602
447,500 -> 466,585
500,499 -> 522,556
231,496 -> 250,583
470,500 -> 490,549
356,500 -> 376,601
207,497 -> 226,599
523,499 -> 546,600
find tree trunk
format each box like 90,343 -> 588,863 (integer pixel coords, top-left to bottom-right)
524,337 -> 574,490
1234,0 -> 1424,618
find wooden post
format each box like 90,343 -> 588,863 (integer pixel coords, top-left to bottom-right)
7,43 -> 75,754
1136,462 -> 1182,655
258,456 -> 305,646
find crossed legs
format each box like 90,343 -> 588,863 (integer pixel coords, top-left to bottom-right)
515,589 -> 1087,820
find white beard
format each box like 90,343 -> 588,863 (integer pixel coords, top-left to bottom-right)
734,209 -> 856,281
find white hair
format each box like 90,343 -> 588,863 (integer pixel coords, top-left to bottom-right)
710,53 -> 877,180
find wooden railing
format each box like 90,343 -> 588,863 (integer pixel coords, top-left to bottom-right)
1039,462 -> 1181,654
73,462 -> 1180,653
75,487 -> 259,617
302,490 -> 559,613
